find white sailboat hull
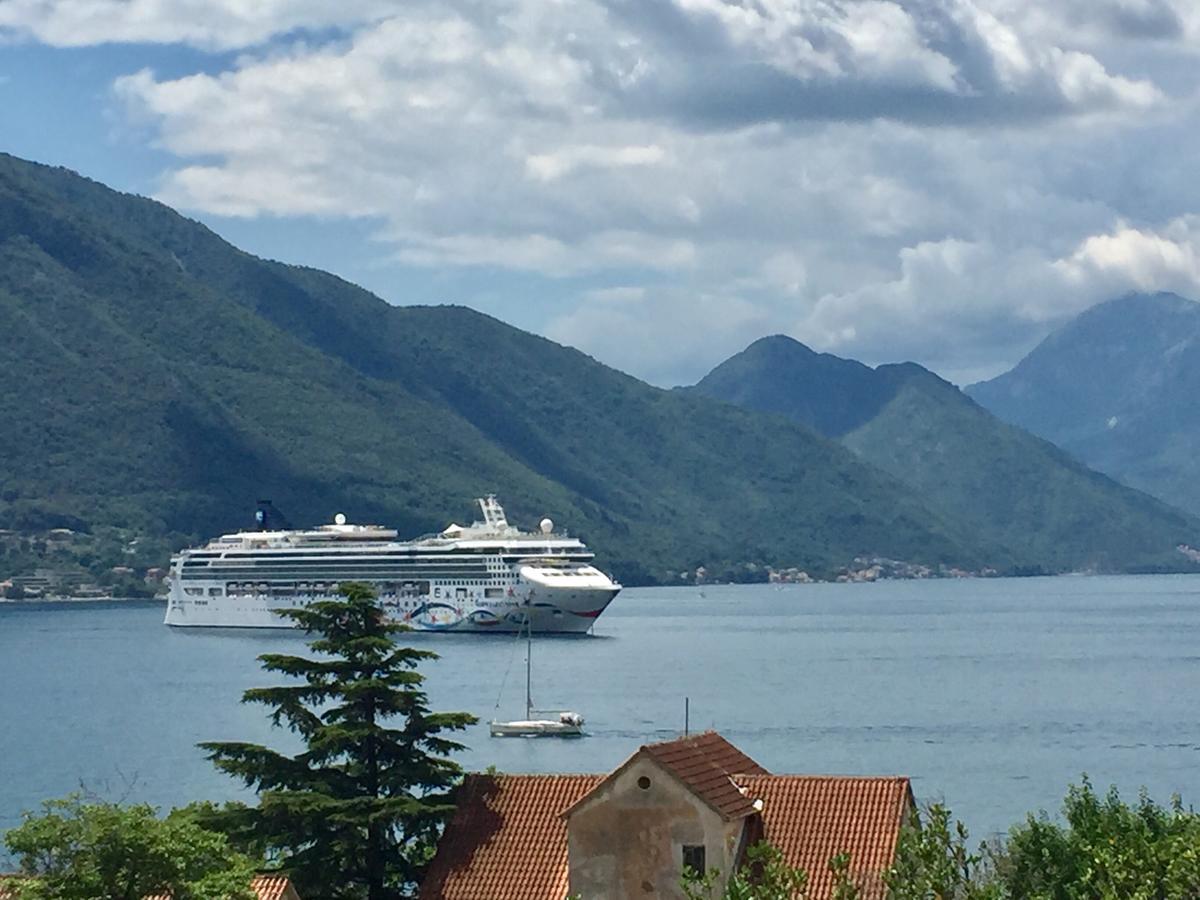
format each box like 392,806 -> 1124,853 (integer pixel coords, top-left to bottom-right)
489,719 -> 585,738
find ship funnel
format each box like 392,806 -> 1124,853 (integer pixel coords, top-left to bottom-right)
255,499 -> 292,532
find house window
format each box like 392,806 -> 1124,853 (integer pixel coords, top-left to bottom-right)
682,845 -> 706,875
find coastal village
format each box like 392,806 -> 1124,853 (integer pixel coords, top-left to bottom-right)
0,528 -> 165,600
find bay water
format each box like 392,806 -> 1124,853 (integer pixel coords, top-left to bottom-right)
2,575 -> 1199,845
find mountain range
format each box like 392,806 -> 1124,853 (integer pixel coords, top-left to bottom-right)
689,336 -> 1198,574
0,151 -> 1195,584
0,152 -> 986,585
967,292 -> 1200,517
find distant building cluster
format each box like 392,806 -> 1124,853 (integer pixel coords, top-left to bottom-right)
0,528 -> 167,600
674,556 -> 997,586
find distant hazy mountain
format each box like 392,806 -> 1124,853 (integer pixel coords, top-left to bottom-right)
692,335 -> 1198,572
968,293 -> 1200,516
0,152 -> 991,584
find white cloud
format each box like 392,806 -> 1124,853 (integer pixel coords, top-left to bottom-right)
546,286 -> 772,387
0,0 -> 388,49
18,0 -> 1195,386
988,0 -> 1195,45
673,0 -> 961,90
389,229 -> 696,277
1055,217 -> 1200,295
1049,47 -> 1161,109
525,144 -> 667,183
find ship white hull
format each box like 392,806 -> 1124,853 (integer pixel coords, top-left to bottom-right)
164,580 -> 618,633
163,497 -> 620,633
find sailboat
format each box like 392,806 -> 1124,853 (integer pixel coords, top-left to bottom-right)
489,606 -> 585,738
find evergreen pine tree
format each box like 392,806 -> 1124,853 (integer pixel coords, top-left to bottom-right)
200,582 -> 476,900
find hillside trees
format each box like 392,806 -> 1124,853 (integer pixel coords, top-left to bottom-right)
674,783 -> 1200,900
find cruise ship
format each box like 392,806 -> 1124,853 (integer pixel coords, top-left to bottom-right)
163,497 -> 621,632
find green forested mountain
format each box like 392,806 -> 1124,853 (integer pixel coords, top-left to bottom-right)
691,335 -> 1199,573
0,152 -> 994,584
968,292 -> 1200,517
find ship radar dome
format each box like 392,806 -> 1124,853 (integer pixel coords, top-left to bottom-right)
334,513 -> 347,526
540,517 -> 554,534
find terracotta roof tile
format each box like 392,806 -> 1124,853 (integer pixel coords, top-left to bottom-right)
740,775 -> 913,900
421,736 -> 912,900
640,731 -> 770,820
247,874 -> 299,900
420,774 -> 602,900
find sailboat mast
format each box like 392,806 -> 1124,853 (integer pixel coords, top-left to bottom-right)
525,604 -> 533,720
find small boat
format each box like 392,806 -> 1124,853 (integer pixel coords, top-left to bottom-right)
490,712 -> 585,738
490,605 -> 584,738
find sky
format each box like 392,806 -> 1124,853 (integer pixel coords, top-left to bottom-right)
3,0 -> 1200,387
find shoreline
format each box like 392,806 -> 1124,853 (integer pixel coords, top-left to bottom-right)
0,595 -> 164,605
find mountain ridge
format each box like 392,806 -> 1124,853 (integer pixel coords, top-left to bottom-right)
0,151 -> 990,585
689,332 -> 1199,573
967,291 -> 1200,515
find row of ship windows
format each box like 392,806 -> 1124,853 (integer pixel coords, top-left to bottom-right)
188,545 -> 574,555
181,554 -> 517,560
178,580 -> 516,588
183,581 -> 509,598
180,564 -> 504,571
181,567 -> 516,576
181,572 -> 514,581
181,556 -> 588,566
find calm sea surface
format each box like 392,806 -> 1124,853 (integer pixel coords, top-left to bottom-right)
2,575 -> 1199,844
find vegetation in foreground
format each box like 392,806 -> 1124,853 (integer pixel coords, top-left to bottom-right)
197,582 -> 476,899
2,796 -> 257,900
10,778 -> 1197,899
680,779 -> 1200,899
9,777 -> 1200,897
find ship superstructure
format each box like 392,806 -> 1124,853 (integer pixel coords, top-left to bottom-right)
163,497 -> 621,632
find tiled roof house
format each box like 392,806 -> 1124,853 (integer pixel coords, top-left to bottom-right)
422,731 -> 913,900
0,873 -> 301,900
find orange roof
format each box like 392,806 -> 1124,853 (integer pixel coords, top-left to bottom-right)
640,731 -> 770,820
743,774 -> 913,900
420,773 -> 602,900
421,734 -> 912,900
562,731 -> 770,823
145,873 -> 299,900
2,872 -> 299,900
248,875 -> 300,900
